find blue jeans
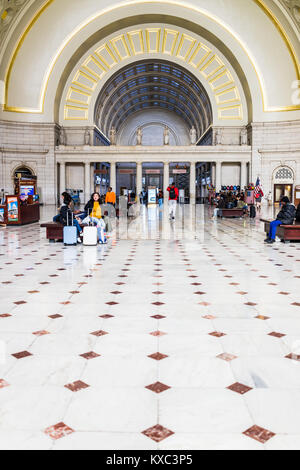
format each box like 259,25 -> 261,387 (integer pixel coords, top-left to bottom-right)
73,219 -> 82,237
53,215 -> 60,222
158,198 -> 163,207
269,220 -> 282,240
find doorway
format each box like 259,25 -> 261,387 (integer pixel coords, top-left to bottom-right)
274,184 -> 293,204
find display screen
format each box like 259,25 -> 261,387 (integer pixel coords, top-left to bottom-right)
7,197 -> 19,222
148,188 -> 157,204
20,185 -> 34,197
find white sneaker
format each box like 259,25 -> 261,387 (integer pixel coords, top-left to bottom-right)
77,237 -> 82,244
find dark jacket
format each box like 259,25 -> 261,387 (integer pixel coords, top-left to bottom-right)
59,204 -> 73,226
84,199 -> 95,214
296,204 -> 300,223
217,198 -> 225,209
276,203 -> 296,225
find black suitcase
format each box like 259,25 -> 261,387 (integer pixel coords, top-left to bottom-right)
250,205 -> 256,218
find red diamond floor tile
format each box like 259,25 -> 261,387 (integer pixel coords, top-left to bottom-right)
286,353 -> 300,361
151,315 -> 166,320
0,379 -> 10,389
80,352 -> 101,360
243,425 -> 275,444
12,351 -> 32,360
269,332 -> 286,338
217,353 -> 237,362
33,330 -> 50,336
150,331 -> 167,337
64,381 -> 90,392
148,352 -> 168,361
44,422 -> 74,440
227,383 -> 253,395
209,331 -> 226,338
145,382 -> 171,394
142,424 -> 174,442
90,330 -> 108,337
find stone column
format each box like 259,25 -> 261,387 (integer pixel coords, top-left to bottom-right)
60,162 -> 66,195
216,161 -> 222,192
190,161 -> 196,204
240,161 -> 247,190
110,161 -> 116,193
211,163 -> 216,187
136,162 -> 142,202
163,162 -> 169,198
90,163 -> 94,194
84,162 -> 91,203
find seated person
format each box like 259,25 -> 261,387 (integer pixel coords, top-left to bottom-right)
212,196 -> 225,218
59,199 -> 83,244
264,196 -> 296,244
53,192 -> 73,222
236,196 -> 248,213
296,203 -> 300,223
80,192 -> 106,244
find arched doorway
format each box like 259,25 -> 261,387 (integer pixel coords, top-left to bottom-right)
13,166 -> 34,179
273,166 -> 294,204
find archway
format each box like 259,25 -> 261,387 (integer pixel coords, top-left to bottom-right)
94,59 -> 213,144
273,166 -> 295,203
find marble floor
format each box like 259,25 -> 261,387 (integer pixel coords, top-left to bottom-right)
1,204 -> 300,450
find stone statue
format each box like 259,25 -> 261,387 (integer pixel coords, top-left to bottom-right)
110,126 -> 117,145
163,126 -> 170,145
215,129 -> 222,146
190,126 -> 197,145
84,128 -> 91,146
136,127 -> 143,146
240,128 -> 247,146
59,127 -> 66,146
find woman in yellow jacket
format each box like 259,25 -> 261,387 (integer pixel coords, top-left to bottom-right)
82,193 -> 106,243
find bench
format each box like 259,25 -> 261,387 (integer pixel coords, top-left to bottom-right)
41,222 -> 64,242
261,218 -> 300,243
220,208 -> 244,218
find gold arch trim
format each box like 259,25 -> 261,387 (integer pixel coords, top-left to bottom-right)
64,27 -> 243,121
3,0 -> 300,114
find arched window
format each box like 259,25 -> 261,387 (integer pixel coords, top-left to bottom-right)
14,166 -> 34,179
274,167 -> 293,181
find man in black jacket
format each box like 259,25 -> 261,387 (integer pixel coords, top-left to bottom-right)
265,196 -> 296,244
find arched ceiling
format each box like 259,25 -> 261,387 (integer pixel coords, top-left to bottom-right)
0,0 -> 299,123
95,60 -> 212,139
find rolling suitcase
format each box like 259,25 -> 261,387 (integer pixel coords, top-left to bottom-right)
64,212 -> 77,246
83,211 -> 98,246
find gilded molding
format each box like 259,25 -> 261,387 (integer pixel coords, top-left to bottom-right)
2,0 -> 300,115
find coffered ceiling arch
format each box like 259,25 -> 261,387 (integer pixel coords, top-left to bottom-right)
1,0 -> 299,123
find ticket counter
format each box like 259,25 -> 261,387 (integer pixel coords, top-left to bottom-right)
1,196 -> 40,226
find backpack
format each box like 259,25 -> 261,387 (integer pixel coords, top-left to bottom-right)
169,187 -> 176,200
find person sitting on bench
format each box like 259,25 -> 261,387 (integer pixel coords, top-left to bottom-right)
264,196 -> 296,244
212,196 -> 225,219
59,199 -> 83,244
53,192 -> 74,222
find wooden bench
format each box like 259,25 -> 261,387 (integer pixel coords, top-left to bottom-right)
261,218 -> 300,242
40,222 -> 64,242
220,208 -> 244,218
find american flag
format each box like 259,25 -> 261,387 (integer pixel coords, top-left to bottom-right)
254,177 -> 263,198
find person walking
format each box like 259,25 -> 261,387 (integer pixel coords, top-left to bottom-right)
158,189 -> 164,208
264,196 -> 296,244
167,182 -> 179,220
